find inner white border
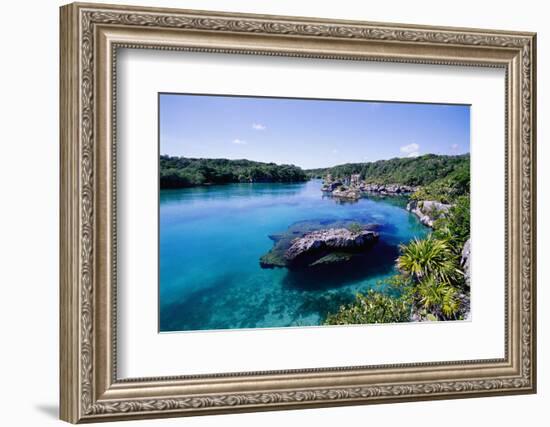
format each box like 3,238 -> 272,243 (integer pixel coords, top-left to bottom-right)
117,49 -> 505,378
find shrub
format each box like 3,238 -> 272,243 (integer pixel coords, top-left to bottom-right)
433,195 -> 470,252
416,275 -> 460,318
324,290 -> 411,325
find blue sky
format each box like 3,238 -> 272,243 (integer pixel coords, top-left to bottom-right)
159,93 -> 470,169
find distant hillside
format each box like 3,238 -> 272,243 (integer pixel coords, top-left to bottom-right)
160,155 -> 308,189
306,154 -> 469,187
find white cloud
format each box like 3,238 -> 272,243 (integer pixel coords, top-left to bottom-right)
451,143 -> 459,151
332,149 -> 339,154
232,139 -> 247,145
252,123 -> 266,131
400,142 -> 420,154
400,143 -> 420,157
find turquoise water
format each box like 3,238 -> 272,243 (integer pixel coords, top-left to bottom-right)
159,179 -> 429,332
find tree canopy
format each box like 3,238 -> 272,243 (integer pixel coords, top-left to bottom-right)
307,153 -> 469,187
160,155 -> 308,189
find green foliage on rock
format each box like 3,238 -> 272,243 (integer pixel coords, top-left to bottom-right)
347,222 -> 363,234
160,155 -> 307,188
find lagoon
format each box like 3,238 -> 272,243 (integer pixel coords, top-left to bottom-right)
159,179 -> 429,332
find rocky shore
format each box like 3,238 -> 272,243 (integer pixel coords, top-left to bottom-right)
320,175 -> 452,229
360,183 -> 417,194
331,186 -> 361,200
461,238 -> 471,287
406,199 -> 451,228
321,174 -> 417,201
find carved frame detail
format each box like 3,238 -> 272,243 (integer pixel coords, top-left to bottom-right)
60,2 -> 536,423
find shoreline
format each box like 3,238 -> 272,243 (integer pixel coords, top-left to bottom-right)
159,178 -> 313,191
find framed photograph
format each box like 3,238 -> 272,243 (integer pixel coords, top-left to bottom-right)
60,2 -> 537,423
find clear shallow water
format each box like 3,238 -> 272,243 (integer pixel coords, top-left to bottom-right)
159,179 -> 428,332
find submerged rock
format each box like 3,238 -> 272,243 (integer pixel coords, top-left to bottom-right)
406,200 -> 451,228
308,252 -> 354,266
260,220 -> 379,269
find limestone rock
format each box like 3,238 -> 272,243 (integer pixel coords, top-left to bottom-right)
285,228 -> 379,265
461,238 -> 471,288
406,200 -> 451,228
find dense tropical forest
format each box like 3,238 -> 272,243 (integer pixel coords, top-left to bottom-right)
160,155 -> 307,188
308,153 -> 469,191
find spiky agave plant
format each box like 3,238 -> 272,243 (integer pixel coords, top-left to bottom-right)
397,235 -> 462,284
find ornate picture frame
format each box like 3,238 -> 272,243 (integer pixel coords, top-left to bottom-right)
60,2 -> 536,423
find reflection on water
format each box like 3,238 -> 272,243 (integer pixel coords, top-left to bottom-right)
159,179 -> 428,332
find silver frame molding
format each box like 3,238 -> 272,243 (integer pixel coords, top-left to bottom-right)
60,2 -> 537,423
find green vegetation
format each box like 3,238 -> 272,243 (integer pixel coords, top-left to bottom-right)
160,155 -> 307,188
325,188 -> 470,325
396,234 -> 464,320
347,222 -> 363,234
410,160 -> 470,204
433,196 -> 470,252
307,153 -> 469,187
324,288 -> 411,325
416,275 -> 460,318
397,235 -> 462,284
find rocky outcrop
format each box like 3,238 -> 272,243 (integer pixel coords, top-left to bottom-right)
321,173 -> 418,201
321,181 -> 343,192
361,183 -> 417,194
321,178 -> 360,200
331,186 -> 361,200
285,228 -> 379,265
406,200 -> 451,228
322,178 -> 417,199
461,238 -> 471,288
259,220 -> 380,269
